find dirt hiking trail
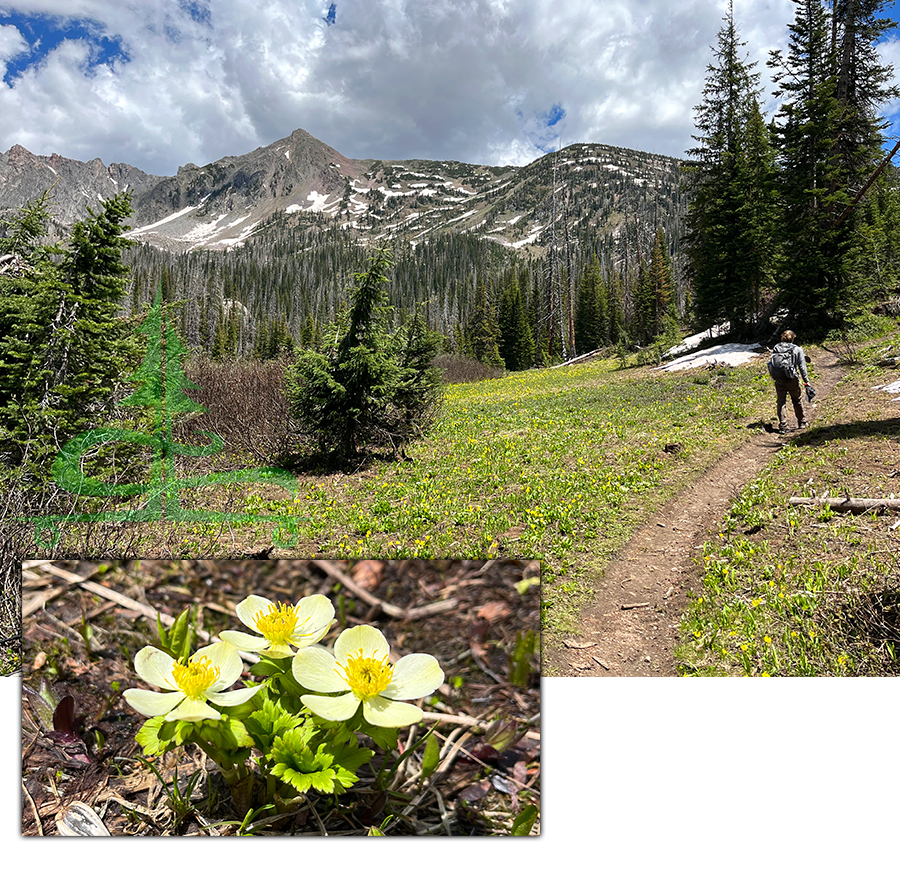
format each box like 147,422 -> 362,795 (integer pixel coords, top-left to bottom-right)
548,350 -> 846,677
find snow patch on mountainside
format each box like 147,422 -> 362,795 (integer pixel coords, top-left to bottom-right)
127,202 -> 204,236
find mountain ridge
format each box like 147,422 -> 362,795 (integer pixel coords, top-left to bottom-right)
1,126 -> 684,257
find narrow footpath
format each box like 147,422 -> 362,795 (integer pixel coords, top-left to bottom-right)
548,350 -> 846,676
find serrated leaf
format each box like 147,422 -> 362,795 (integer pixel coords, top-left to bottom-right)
219,717 -> 254,749
277,766 -> 337,794
135,717 -> 173,755
245,698 -> 302,751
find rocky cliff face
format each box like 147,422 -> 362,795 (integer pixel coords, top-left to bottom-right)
0,143 -> 163,227
1,127 -> 684,256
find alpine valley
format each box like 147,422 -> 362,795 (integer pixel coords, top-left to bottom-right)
0,126 -> 686,357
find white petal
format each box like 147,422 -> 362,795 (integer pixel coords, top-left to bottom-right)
334,625 -> 389,664
194,641 -> 242,690
290,595 -> 336,647
291,646 -> 347,692
165,698 -> 220,722
133,646 -> 177,690
362,696 -> 423,728
123,687 -> 184,718
382,654 -> 444,700
234,595 -> 273,633
301,692 -> 360,721
259,642 -> 294,659
206,684 -> 264,707
219,630 -> 271,653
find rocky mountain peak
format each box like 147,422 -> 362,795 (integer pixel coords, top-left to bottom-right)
1,129 -> 683,256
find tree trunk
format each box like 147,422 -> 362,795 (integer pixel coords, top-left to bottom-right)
789,496 -> 900,514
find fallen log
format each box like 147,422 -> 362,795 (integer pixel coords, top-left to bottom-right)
789,496 -> 900,514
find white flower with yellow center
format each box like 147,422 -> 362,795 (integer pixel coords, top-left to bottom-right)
123,641 -> 262,722
220,594 -> 335,658
291,625 -> 444,727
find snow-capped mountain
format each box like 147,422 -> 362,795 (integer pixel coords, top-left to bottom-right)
1,127 -> 684,255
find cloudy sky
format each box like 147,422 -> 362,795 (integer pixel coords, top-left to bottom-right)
1,0 -> 899,175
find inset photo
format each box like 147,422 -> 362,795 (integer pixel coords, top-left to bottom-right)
21,558 -> 540,836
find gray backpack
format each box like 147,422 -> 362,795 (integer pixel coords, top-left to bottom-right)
767,342 -> 798,381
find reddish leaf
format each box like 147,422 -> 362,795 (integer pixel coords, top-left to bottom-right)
476,600 -> 511,622
459,779 -> 491,802
350,560 -> 384,591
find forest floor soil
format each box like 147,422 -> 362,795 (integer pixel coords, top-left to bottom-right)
546,349 -> 847,677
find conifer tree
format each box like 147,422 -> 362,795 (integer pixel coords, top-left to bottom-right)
648,228 -> 677,338
769,0 -> 897,327
286,248 -> 440,463
684,1 -> 768,335
498,278 -> 535,370
0,191 -> 136,471
574,256 -> 608,354
734,99 -> 781,323
464,277 -> 504,367
769,0 -> 849,326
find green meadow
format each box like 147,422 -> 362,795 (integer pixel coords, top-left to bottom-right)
239,355 -> 774,646
15,330 -> 900,677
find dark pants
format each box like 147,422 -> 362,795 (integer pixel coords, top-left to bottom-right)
775,378 -> 804,429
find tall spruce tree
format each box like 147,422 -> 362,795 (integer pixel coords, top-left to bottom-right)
769,0 -> 898,327
648,228 -> 677,338
464,276 -> 504,367
498,278 -> 536,370
574,256 -> 608,354
286,247 -> 441,463
684,1 -> 772,334
770,0 -> 849,327
734,99 -> 781,323
0,191 -> 136,472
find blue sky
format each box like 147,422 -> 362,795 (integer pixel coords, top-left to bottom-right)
0,1 -> 898,174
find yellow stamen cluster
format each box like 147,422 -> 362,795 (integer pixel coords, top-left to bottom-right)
341,651 -> 393,700
254,601 -> 300,645
172,656 -> 219,700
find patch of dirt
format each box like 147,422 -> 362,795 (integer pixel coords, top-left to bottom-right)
547,349 -> 846,676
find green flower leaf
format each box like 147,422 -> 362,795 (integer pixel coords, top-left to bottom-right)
268,726 -> 373,796
135,717 -> 169,755
245,696 -> 302,752
511,803 -> 539,836
421,732 -> 441,779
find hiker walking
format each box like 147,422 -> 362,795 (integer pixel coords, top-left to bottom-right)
767,329 -> 811,433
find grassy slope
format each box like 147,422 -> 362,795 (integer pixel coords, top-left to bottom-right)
241,354 -> 774,641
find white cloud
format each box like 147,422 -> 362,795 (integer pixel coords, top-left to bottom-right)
0,23 -> 27,63
0,0 -> 897,174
